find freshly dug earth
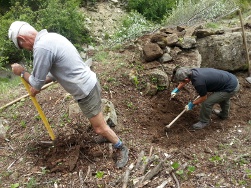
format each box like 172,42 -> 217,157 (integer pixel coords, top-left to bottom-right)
0,46 -> 251,188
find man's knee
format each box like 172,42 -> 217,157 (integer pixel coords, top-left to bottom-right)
93,124 -> 109,135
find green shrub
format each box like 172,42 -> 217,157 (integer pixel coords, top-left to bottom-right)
37,0 -> 91,46
0,1 -> 11,15
163,0 -> 238,26
110,11 -> 157,45
126,0 -> 175,23
236,0 -> 251,11
0,0 -> 92,68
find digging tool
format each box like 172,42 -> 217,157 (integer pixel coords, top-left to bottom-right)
238,9 -> 251,83
166,96 -> 200,129
21,78 -> 56,141
166,108 -> 187,129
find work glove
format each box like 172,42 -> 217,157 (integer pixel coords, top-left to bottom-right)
185,101 -> 194,111
170,88 -> 180,99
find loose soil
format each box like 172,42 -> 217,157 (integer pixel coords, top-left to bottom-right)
1,2 -> 251,188
0,47 -> 251,187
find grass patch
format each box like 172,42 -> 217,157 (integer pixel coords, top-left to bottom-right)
0,76 -> 21,95
93,51 -> 110,63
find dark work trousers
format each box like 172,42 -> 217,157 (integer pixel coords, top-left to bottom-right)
199,82 -> 240,123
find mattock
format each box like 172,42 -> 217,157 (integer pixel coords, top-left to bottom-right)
166,96 -> 200,129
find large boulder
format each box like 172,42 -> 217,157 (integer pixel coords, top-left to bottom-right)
197,32 -> 251,71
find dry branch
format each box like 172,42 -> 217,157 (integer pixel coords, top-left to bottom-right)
142,160 -> 164,182
156,180 -> 169,188
84,166 -> 91,182
135,150 -> 145,169
171,172 -> 180,188
0,82 -> 56,110
122,163 -> 134,188
139,146 -> 154,175
7,150 -> 27,170
139,154 -> 156,175
79,169 -> 84,188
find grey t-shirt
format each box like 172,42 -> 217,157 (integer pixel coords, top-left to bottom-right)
29,29 -> 96,100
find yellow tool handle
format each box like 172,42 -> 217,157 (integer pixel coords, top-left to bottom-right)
21,78 -> 55,140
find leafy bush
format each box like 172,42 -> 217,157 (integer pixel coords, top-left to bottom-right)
36,0 -> 91,46
236,0 -> 251,11
109,11 -> 157,45
0,0 -> 92,68
163,0 -> 238,26
126,0 -> 175,23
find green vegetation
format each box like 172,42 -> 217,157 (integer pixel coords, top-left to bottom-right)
0,0 -> 91,68
95,171 -> 104,179
171,161 -> 196,180
10,183 -> 19,188
126,0 -> 175,23
0,76 -> 20,95
163,0 -> 239,26
109,11 -> 157,45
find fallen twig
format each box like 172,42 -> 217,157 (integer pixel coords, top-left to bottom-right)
79,169 -> 84,188
139,146 -> 154,175
122,163 -> 134,188
7,150 -> 27,170
84,166 -> 91,182
171,171 -> 180,188
80,151 -> 95,164
142,160 -> 164,183
156,180 -> 169,188
140,154 -> 156,175
0,82 -> 56,110
135,150 -> 145,170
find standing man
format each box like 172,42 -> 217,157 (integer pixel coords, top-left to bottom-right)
170,67 -> 239,129
9,21 -> 128,168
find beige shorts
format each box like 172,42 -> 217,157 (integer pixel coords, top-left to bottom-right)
77,81 -> 102,119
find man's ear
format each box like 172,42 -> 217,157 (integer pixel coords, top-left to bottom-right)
17,35 -> 25,42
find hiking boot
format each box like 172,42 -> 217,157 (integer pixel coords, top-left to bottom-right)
192,121 -> 210,129
115,145 -> 129,168
93,135 -> 110,144
212,109 -> 228,120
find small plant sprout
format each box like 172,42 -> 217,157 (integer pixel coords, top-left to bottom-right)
10,183 -> 19,188
132,76 -> 139,87
171,161 -> 180,170
187,165 -> 196,175
35,115 -> 41,120
27,177 -> 37,187
209,155 -> 223,165
20,120 -> 26,128
95,171 -> 104,179
126,101 -> 134,109
40,167 -> 49,175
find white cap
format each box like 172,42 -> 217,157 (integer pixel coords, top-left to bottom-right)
8,21 -> 30,49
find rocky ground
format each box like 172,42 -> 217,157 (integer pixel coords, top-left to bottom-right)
0,1 -> 251,188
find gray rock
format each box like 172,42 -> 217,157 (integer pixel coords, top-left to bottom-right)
0,118 -> 7,139
101,99 -> 117,127
143,43 -> 164,62
197,32 -> 251,71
